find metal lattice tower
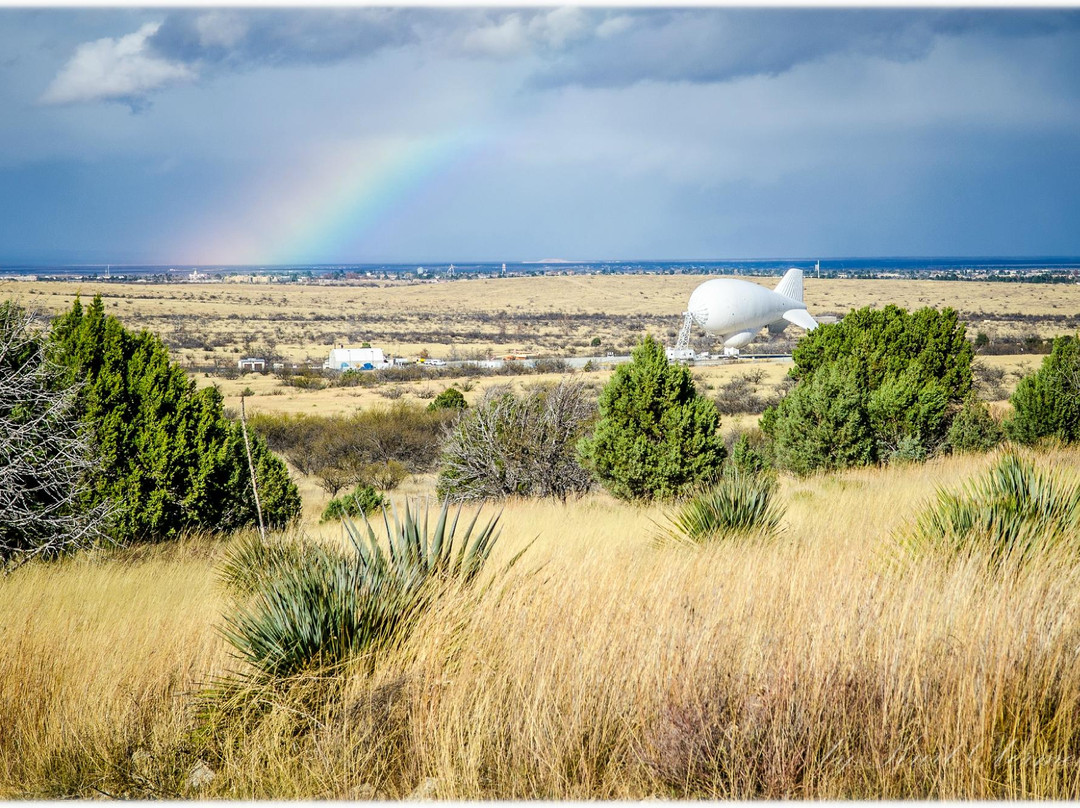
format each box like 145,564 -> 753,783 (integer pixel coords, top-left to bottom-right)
675,311 -> 694,352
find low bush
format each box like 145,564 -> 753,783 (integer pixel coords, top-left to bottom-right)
247,404 -> 449,495
726,430 -> 770,475
438,380 -> 595,501
972,360 -> 1007,400
357,460 -> 409,491
946,397 -> 1004,454
321,485 -> 386,523
714,372 -> 775,416
428,387 -> 467,411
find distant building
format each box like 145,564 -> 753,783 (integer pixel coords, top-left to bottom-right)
325,345 -> 390,371
238,357 -> 266,372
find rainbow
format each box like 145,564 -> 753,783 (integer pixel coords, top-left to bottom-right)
199,128 -> 489,265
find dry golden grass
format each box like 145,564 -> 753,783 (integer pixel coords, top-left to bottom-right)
4,449 -> 1080,797
2,275 -> 1075,366
0,537 -> 229,798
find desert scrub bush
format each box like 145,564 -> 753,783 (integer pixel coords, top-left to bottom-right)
321,485 -> 386,523
905,453 -> 1080,564
49,295 -> 301,543
0,301 -> 108,569
763,305 -> 975,473
220,499 -> 510,681
428,387 -> 467,411
438,380 -> 595,501
579,335 -> 726,501
1006,335 -> 1080,444
714,372 -> 772,415
282,370 -> 328,390
355,460 -> 409,491
972,359 -> 1008,400
251,405 -> 448,495
659,471 -> 784,546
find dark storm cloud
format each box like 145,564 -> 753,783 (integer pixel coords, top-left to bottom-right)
37,8 -> 1080,110
529,8 -> 1080,89
148,9 -> 424,70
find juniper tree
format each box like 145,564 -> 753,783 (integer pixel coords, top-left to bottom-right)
50,295 -> 300,544
1006,335 -> 1080,444
578,335 -> 725,501
763,305 -> 975,472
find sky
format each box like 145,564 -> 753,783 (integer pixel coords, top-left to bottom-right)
1,6 -> 1080,265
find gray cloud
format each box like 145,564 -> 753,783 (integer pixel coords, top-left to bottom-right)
148,8 -> 421,69
528,9 -> 1080,89
38,8 -> 1080,111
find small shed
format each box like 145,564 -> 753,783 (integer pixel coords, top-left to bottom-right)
238,357 -> 266,372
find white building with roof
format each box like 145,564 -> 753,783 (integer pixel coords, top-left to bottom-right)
325,346 -> 390,371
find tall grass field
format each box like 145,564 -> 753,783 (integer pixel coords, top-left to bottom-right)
4,449 -> 1080,798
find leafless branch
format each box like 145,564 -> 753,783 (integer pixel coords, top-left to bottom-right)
1,303 -> 109,571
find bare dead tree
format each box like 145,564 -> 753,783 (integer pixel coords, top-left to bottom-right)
0,302 -> 108,571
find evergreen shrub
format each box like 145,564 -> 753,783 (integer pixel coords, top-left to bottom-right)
428,387 -> 467,411
321,484 -> 386,523
578,335 -> 726,500
1006,335 -> 1080,444
50,296 -> 301,544
763,305 -> 975,474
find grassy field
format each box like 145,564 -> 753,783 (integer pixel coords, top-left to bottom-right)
0,274 -> 1058,417
1,274 -> 1076,798
2,275 -> 1076,366
5,448 -> 1080,798
199,353 -> 1035,419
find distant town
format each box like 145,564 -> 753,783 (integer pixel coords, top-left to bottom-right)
3,258 -> 1080,285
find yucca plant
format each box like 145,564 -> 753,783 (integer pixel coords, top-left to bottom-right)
344,498 -> 507,594
660,471 -> 785,546
218,498 -> 516,682
906,453 -> 1080,563
218,529 -> 329,596
220,547 -> 408,680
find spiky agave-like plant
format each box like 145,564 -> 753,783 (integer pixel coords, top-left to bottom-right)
906,452 -> 1080,564
344,497 -> 507,593
219,544 -> 407,680
660,471 -> 784,546
219,498 -> 514,682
